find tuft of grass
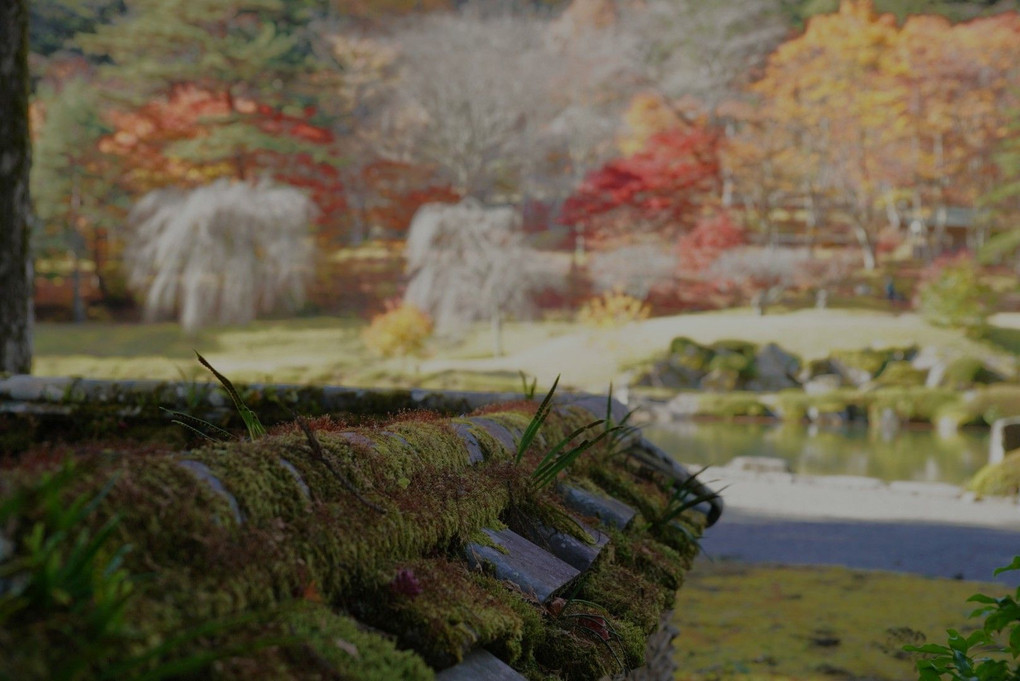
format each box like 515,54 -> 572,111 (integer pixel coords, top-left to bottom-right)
519,370 -> 538,400
514,375 -> 620,489
195,351 -> 266,441
516,375 -> 561,465
647,467 -> 724,554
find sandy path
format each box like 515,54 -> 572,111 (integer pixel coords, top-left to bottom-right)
698,466 -> 1020,584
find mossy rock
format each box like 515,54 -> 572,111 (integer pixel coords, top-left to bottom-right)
873,361 -> 927,388
799,358 -> 839,382
709,339 -> 758,359
667,337 -> 714,373
939,357 -> 1004,389
967,449 -> 1020,498
828,349 -> 890,386
696,393 -> 773,419
867,387 -> 958,424
699,367 -> 741,392
934,385 -> 1020,428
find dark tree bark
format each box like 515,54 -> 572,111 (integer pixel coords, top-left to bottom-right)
0,0 -> 33,373
0,0 -> 32,373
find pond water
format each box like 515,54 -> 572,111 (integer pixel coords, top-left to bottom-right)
642,420 -> 991,485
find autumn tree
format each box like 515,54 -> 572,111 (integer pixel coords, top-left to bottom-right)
560,124 -> 721,244
0,0 -> 33,373
78,0 -> 338,185
624,0 -> 786,114
387,10 -> 565,202
387,6 -> 636,208
735,1 -> 1020,268
706,246 -> 812,315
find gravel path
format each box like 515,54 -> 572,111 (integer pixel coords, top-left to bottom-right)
699,467 -> 1020,586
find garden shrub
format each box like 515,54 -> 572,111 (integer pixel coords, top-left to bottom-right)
917,255 -> 995,330
362,302 -> 433,358
906,557 -> 1020,680
577,289 -> 651,328
967,450 -> 1020,499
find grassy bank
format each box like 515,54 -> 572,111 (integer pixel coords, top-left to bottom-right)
31,309 -> 1020,394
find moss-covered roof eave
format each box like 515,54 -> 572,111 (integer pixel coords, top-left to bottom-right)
0,377 -> 720,680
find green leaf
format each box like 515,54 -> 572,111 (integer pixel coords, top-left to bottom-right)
947,629 -> 969,653
994,557 -> 1020,577
516,374 -> 560,464
967,594 -> 999,605
905,643 -> 953,655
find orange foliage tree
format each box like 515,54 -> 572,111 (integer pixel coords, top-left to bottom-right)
732,0 -> 1020,268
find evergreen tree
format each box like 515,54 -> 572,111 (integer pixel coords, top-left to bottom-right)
76,0 -> 335,181
32,76 -> 124,319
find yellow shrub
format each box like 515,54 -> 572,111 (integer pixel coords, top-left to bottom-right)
362,303 -> 433,358
578,289 -> 651,328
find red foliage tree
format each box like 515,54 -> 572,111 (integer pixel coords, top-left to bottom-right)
560,125 -> 721,243
675,211 -> 747,273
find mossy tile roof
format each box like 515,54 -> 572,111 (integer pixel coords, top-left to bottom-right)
0,377 -> 722,680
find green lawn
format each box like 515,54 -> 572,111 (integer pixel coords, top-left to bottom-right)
673,560 -> 1009,681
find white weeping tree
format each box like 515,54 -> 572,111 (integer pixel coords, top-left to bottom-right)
126,178 -> 315,332
404,198 -> 547,357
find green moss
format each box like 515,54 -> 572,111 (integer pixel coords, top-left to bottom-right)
829,348 -> 889,378
260,602 -> 435,680
867,387 -> 958,424
709,339 -> 758,358
355,558 -> 527,669
967,450 -> 1020,498
577,560 -> 669,635
772,391 -> 812,422
695,393 -> 772,420
940,357 -> 1003,389
935,385 -> 1020,427
604,525 -> 690,591
1,401 -> 700,681
667,337 -> 714,372
873,360 -> 926,387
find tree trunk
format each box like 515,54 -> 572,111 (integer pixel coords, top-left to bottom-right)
851,221 -> 877,271
491,305 -> 504,358
0,0 -> 33,374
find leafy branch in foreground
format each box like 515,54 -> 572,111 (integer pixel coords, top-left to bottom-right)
905,557 -> 1020,681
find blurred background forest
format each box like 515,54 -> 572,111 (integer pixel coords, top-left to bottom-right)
26,0 -> 1020,359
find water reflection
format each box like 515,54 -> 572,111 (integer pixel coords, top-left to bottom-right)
642,420 -> 989,485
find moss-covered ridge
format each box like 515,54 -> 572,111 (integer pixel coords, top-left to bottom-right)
0,395 -> 715,680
